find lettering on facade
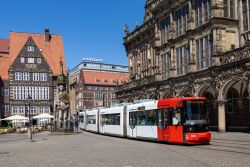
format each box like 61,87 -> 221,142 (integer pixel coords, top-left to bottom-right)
83,57 -> 103,62
25,64 -> 37,69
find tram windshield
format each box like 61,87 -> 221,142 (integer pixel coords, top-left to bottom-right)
183,100 -> 208,124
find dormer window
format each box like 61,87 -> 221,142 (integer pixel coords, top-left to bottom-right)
27,46 -> 34,51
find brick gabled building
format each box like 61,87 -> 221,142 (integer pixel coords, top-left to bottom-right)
0,29 -> 67,118
69,60 -> 128,113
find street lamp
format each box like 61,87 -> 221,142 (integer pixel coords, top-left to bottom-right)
27,94 -> 32,140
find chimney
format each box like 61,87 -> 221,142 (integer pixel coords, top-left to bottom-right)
45,29 -> 50,42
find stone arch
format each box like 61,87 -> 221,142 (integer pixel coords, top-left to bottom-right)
177,88 -> 192,97
161,91 -> 173,99
219,77 -> 247,100
196,84 -> 216,99
197,85 -> 217,127
219,76 -> 249,130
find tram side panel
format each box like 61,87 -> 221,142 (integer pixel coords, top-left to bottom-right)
86,109 -> 99,133
79,112 -> 86,130
99,106 -> 124,136
126,101 -> 158,140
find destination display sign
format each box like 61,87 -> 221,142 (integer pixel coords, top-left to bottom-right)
186,100 -> 205,104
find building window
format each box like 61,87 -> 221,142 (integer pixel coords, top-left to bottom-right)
33,73 -> 39,81
162,52 -> 171,79
30,106 -> 37,115
175,3 -> 189,37
2,88 -> 9,96
95,92 -> 103,99
204,0 -> 212,22
196,34 -> 213,70
242,0 -> 249,31
79,93 -> 83,98
79,101 -> 82,107
183,4 -> 189,33
12,106 -> 18,114
27,46 -> 34,52
44,106 -> 50,114
40,73 -> 47,81
224,0 -> 236,19
176,44 -> 190,75
195,0 -> 211,27
142,49 -> 148,77
104,80 -> 108,83
160,15 -> 171,44
23,72 -> 30,81
28,58 -> 34,63
19,106 -> 25,114
4,104 -> 9,112
175,8 -> 182,37
15,72 -> 22,81
21,57 -> 25,63
37,58 -> 41,64
12,86 -> 49,100
96,79 -> 100,83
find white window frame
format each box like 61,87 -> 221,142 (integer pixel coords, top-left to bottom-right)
4,88 -> 8,96
37,58 -> 41,64
27,46 -> 34,52
4,105 -> 9,112
44,106 -> 50,114
41,73 -> 47,81
30,106 -> 36,115
33,73 -> 39,81
23,72 -> 30,81
12,106 -> 18,115
28,58 -> 34,64
15,72 -> 22,81
21,57 -> 25,63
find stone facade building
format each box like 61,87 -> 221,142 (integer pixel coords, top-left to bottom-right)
69,60 -> 128,114
0,29 -> 67,119
117,0 -> 250,132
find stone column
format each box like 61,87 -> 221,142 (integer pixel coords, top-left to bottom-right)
217,100 -> 226,132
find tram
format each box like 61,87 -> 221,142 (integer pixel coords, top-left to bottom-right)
79,97 -> 211,145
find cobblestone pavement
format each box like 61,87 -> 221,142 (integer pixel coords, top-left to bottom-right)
0,131 -> 249,167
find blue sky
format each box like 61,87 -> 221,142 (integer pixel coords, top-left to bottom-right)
0,0 -> 145,69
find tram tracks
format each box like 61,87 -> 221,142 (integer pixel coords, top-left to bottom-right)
193,139 -> 250,155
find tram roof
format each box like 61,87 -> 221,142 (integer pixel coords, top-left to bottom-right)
158,97 -> 206,109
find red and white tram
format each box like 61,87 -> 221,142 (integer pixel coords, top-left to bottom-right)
79,97 -> 211,145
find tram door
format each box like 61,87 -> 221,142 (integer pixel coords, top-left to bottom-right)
157,109 -> 170,141
100,113 -> 104,133
128,110 -> 137,138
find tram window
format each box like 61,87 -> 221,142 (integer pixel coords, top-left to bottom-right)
137,111 -> 146,125
101,113 -> 120,125
87,115 -> 96,124
158,110 -> 163,125
172,108 -> 181,125
129,112 -> 137,125
145,110 -> 157,125
79,115 -> 84,123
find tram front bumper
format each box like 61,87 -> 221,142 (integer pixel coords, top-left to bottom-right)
185,132 -> 211,144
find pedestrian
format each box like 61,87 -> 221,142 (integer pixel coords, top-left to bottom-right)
75,119 -> 79,132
